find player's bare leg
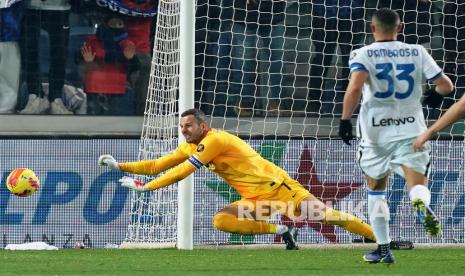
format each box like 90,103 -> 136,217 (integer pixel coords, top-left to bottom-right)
403,166 -> 441,236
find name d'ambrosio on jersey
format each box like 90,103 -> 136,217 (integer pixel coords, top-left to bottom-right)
367,48 -> 419,58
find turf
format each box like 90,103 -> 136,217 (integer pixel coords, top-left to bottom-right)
1,248 -> 464,275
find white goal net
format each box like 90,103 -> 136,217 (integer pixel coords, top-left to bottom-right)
124,0 -> 465,248
123,0 -> 180,247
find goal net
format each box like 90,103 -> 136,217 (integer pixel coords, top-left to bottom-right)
122,0 -> 180,247
123,0 -> 465,248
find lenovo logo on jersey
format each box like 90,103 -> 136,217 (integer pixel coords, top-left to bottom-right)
372,116 -> 415,127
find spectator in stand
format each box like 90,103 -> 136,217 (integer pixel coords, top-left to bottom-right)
80,15 -> 139,115
0,1 -> 23,114
122,0 -> 158,115
308,0 -> 365,116
217,0 -> 286,117
19,0 -> 73,114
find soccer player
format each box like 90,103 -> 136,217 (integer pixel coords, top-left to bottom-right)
99,108 -> 375,250
413,94 -> 465,151
339,8 -> 454,264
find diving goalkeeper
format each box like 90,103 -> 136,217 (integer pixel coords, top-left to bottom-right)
99,108 -> 375,249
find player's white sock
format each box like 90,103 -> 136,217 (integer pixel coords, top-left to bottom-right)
409,184 -> 431,206
276,225 -> 289,235
368,190 -> 391,245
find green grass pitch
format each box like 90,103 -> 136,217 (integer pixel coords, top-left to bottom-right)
1,248 -> 464,275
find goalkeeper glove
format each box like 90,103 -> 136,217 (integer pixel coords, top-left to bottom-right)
338,119 -> 354,145
423,89 -> 444,108
118,176 -> 149,192
98,154 -> 120,171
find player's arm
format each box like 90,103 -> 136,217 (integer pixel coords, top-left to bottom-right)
422,46 -> 455,107
341,70 -> 367,119
119,150 -> 188,175
423,74 -> 455,108
413,94 -> 465,151
339,70 -> 368,145
432,74 -> 454,96
121,134 -> 226,192
98,147 -> 188,175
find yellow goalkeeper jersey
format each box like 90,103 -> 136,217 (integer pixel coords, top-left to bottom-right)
119,129 -> 291,198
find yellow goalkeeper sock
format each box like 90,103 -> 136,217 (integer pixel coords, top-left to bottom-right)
323,209 -> 375,241
213,213 -> 277,235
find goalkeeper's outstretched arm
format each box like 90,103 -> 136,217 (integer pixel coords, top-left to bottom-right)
116,141 -> 222,191
101,109 -> 225,192
99,153 -> 197,192
118,161 -> 197,192
145,161 -> 197,190
98,149 -> 188,175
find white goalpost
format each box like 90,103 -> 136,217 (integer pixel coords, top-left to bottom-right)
122,0 -> 465,249
177,0 -> 195,250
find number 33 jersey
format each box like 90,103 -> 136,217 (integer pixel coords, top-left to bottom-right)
349,40 -> 443,146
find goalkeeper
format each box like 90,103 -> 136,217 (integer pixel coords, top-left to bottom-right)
99,108 -> 375,249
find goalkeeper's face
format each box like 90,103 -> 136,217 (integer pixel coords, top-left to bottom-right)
180,115 -> 209,144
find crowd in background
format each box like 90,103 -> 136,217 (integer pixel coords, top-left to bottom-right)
0,0 -> 157,115
196,0 -> 465,118
0,0 -> 464,116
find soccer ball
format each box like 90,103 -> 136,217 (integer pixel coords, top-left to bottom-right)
6,168 -> 40,197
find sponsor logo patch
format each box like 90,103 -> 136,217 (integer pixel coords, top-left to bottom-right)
372,116 -> 415,127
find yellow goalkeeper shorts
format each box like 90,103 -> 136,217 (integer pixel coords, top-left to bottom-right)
231,178 -> 311,220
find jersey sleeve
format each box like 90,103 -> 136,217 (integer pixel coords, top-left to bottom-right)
348,49 -> 369,74
186,132 -> 226,169
119,145 -> 189,175
145,160 -> 197,190
420,45 -> 443,81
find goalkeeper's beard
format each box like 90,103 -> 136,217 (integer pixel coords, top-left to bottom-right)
183,134 -> 193,142
183,132 -> 203,144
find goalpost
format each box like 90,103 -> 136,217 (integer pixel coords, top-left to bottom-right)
122,0 -> 465,249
